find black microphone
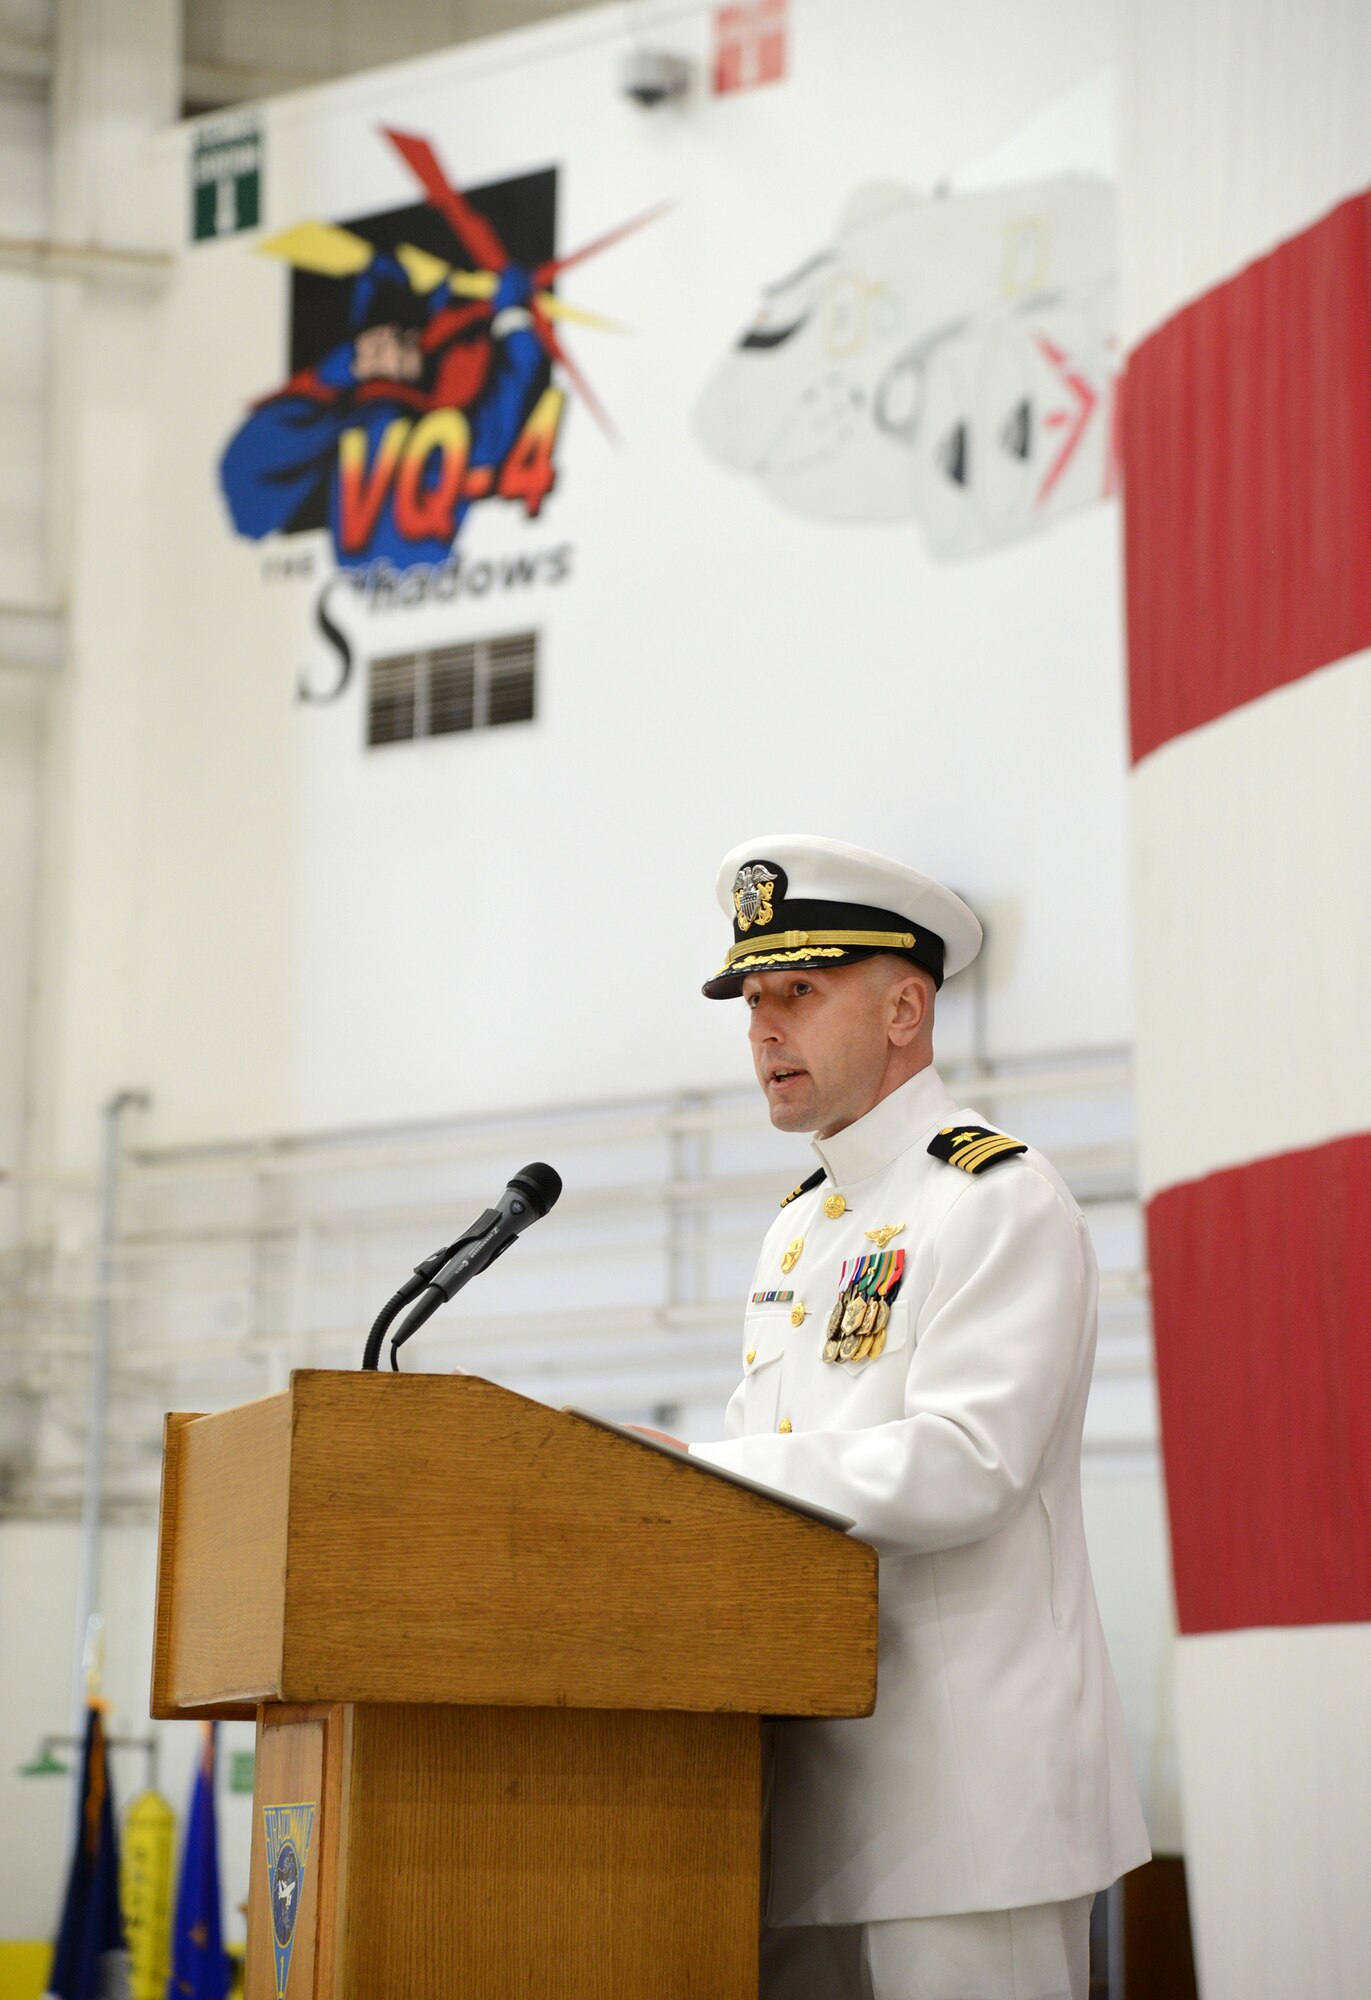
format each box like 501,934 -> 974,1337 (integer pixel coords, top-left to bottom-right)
385,1163 -> 562,1369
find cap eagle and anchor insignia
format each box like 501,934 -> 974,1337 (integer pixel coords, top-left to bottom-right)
733,862 -> 778,932
928,1125 -> 1028,1174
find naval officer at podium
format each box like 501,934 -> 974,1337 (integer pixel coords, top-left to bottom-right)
681,836 -> 1149,2000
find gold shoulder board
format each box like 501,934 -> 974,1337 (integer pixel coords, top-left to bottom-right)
927,1126 -> 1028,1175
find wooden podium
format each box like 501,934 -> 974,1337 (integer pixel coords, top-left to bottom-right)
151,1370 -> 877,1999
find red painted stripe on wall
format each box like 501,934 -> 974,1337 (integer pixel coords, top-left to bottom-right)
1123,190 -> 1371,764
1147,1133 -> 1371,1634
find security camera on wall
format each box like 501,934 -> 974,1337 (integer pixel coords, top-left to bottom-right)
618,47 -> 692,108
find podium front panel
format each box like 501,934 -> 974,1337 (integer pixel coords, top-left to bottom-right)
246,1702 -> 761,2000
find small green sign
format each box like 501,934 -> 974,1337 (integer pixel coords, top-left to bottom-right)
192,115 -> 262,242
228,1748 -> 256,1794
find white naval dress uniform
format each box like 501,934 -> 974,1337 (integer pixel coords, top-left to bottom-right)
691,1064 -> 1149,1997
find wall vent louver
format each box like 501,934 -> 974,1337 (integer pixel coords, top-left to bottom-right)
367,632 -> 537,747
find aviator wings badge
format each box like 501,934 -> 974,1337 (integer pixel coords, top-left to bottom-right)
865,1224 -> 905,1250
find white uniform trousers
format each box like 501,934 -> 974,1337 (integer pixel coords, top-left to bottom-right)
759,1897 -> 1092,2000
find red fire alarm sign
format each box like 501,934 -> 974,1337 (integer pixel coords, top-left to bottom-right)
713,0 -> 788,96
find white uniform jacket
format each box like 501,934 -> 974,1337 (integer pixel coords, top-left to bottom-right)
691,1065 -> 1150,1926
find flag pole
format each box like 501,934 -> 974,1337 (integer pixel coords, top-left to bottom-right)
69,1088 -> 148,1744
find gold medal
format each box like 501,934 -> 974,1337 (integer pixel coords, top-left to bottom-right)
839,1332 -> 861,1361
823,1287 -> 847,1363
841,1295 -> 866,1335
870,1323 -> 888,1359
862,1297 -> 881,1335
854,1329 -> 876,1361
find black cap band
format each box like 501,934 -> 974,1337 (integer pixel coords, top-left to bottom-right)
704,895 -> 947,998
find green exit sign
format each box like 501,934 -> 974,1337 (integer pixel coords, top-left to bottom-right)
192,115 -> 263,242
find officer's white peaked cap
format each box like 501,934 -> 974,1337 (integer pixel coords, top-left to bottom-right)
703,834 -> 982,1000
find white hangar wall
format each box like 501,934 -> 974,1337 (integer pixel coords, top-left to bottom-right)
36,0 -> 1127,1165
2,0 -> 1190,1950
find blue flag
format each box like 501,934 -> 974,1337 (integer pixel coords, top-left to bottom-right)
167,1724 -> 227,2000
46,1703 -> 130,2000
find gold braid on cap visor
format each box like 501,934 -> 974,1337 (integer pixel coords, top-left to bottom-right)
718,927 -> 917,974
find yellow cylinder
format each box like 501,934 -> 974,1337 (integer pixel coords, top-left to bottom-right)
121,1790 -> 175,2000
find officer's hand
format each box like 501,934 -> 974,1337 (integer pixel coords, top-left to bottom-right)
628,1424 -> 687,1451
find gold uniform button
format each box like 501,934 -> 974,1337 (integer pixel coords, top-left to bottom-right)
778,1417 -> 793,1434
745,1348 -> 757,1365
790,1302 -> 807,1327
823,1193 -> 847,1220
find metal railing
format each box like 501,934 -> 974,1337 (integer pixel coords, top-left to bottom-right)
0,1045 -> 1157,1520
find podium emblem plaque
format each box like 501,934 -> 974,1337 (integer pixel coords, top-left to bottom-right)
264,1801 -> 316,1997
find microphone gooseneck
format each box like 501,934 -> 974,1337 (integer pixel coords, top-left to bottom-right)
360,1163 -> 562,1371
359,1223 -> 497,1371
